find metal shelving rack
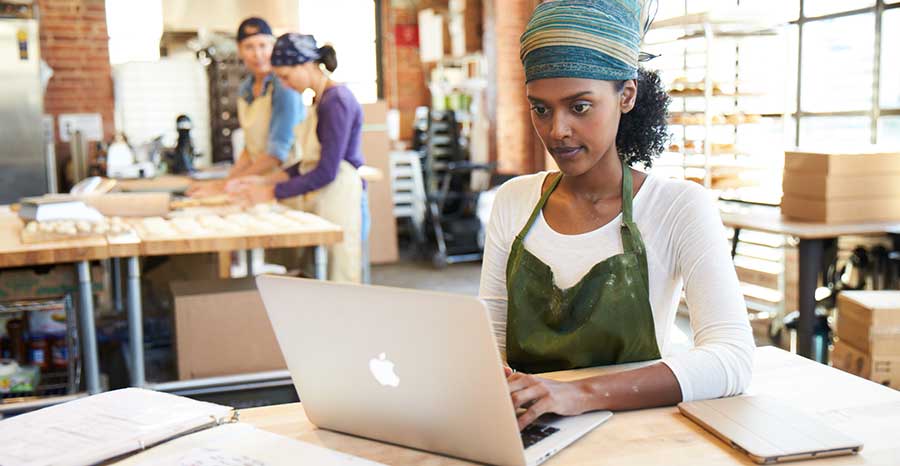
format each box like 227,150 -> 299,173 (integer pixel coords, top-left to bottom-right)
646,10 -> 795,335
0,296 -> 83,416
647,11 -> 785,190
198,46 -> 249,165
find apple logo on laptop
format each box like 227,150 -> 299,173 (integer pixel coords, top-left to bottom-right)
369,352 -> 400,387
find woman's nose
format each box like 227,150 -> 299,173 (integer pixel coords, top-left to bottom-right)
550,114 -> 572,140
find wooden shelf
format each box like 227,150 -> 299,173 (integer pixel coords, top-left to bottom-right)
668,115 -> 765,126
668,90 -> 763,98
648,10 -> 784,43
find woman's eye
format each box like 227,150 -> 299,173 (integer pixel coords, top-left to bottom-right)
531,105 -> 549,117
572,103 -> 591,114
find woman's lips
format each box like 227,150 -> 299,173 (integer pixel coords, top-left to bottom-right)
550,146 -> 583,160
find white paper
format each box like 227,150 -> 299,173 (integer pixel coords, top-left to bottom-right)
119,423 -> 386,466
152,447 -> 268,466
34,203 -> 105,222
0,388 -> 233,466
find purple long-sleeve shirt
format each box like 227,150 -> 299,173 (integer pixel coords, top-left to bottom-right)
274,85 -> 364,199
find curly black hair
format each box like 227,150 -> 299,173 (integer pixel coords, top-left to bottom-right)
614,67 -> 670,168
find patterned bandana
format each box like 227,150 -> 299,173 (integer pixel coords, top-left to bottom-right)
520,0 -> 652,83
271,33 -> 321,67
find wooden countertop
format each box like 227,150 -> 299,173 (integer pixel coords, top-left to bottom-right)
127,210 -> 342,256
237,347 -> 900,465
115,166 -> 383,195
720,207 -> 900,239
0,208 -> 109,267
130,223 -> 343,256
0,207 -> 343,266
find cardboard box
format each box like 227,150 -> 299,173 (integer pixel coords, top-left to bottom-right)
781,194 -> 900,223
837,312 -> 900,356
782,170 -> 900,200
171,278 -> 286,380
0,263 -> 106,305
784,149 -> 900,176
836,291 -> 900,356
831,340 -> 900,389
838,291 -> 900,327
362,101 -> 399,265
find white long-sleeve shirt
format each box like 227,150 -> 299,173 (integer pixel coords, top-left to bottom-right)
478,172 -> 755,402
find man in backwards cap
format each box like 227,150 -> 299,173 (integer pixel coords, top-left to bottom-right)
190,17 -> 304,196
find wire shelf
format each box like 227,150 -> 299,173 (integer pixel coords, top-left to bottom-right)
0,296 -> 81,406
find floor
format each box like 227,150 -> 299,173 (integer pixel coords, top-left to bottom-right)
371,259 -> 483,296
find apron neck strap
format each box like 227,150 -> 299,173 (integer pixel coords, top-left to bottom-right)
621,158 -> 634,224
514,159 -> 640,252
516,172 -> 563,240
619,159 -> 644,256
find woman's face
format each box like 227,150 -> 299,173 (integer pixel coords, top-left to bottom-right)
274,63 -> 317,93
526,77 -> 636,176
238,35 -> 275,76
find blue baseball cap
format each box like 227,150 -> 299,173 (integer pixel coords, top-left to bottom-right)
237,17 -> 273,43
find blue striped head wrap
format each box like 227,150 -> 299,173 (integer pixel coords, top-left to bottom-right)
271,33 -> 321,67
520,0 -> 655,83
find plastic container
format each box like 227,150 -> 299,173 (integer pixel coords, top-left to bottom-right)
29,334 -> 49,370
0,359 -> 16,393
0,360 -> 39,394
5,317 -> 27,365
50,333 -> 68,369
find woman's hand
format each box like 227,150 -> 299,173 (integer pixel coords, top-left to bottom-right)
186,180 -> 225,198
225,175 -> 268,193
226,176 -> 276,206
508,372 -> 588,430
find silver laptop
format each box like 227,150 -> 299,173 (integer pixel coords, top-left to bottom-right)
256,275 -> 611,466
679,395 -> 862,464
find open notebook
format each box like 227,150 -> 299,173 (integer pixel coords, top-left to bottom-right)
0,388 -> 235,466
118,422 -> 385,466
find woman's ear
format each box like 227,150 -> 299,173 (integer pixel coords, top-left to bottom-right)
621,79 -> 637,114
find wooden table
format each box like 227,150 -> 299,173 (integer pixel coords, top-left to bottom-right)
0,208 -> 110,394
116,168 -> 384,194
0,207 -> 342,393
0,208 -> 109,268
237,347 -> 900,465
120,214 -> 342,388
720,207 -> 900,359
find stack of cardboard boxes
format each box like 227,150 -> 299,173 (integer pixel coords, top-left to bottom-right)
782,149 -> 900,223
361,101 -> 399,265
832,291 -> 900,389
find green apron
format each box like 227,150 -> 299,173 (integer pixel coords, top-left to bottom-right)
505,159 -> 661,373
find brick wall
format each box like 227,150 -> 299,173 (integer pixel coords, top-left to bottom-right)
382,2 -> 438,142
464,0 -> 483,54
486,0 -> 541,174
37,0 -> 115,188
381,0 -> 537,173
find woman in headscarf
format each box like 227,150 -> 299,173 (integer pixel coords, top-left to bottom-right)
480,0 -> 755,430
228,34 -> 367,283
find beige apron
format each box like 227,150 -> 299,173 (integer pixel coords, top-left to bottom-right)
237,80 -> 273,163
282,102 -> 363,283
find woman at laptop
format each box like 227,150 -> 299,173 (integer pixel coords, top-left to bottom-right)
479,0 -> 755,430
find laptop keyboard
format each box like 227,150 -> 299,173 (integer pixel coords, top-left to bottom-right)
521,424 -> 559,449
